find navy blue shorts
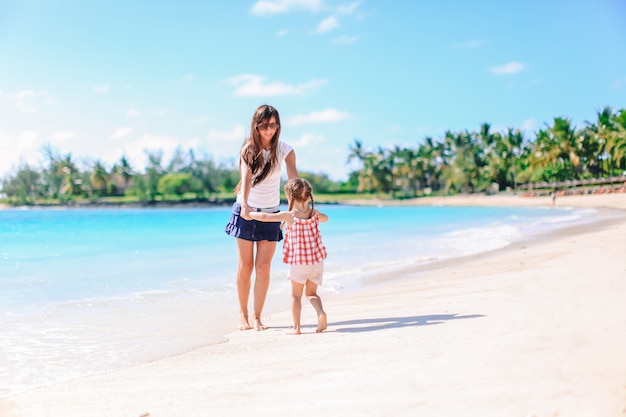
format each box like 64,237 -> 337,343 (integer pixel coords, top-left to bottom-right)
224,202 -> 283,242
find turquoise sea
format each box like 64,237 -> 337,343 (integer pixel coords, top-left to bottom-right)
0,204 -> 598,397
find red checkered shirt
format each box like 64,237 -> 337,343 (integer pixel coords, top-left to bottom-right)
282,213 -> 327,265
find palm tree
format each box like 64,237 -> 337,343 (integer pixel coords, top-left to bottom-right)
528,118 -> 583,182
583,106 -> 615,177
89,160 -> 110,196
500,128 -> 525,189
57,153 -> 82,196
441,130 -> 479,193
600,107 -> 626,175
113,155 -> 134,190
167,146 -> 188,173
549,117 -> 584,179
144,150 -> 164,201
389,145 -> 421,197
417,136 -> 443,193
475,123 -> 502,191
347,139 -> 367,168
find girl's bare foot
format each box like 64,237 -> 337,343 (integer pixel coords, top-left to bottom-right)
254,319 -> 268,331
316,312 -> 327,333
289,326 -> 301,335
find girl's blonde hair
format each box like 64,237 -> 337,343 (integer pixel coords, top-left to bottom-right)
283,178 -> 315,212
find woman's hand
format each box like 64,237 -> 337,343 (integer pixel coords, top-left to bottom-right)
240,202 -> 253,220
283,212 -> 295,228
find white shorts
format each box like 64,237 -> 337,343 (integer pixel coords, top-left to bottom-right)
287,262 -> 324,285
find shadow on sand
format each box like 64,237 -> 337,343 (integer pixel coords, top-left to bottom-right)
330,313 -> 485,333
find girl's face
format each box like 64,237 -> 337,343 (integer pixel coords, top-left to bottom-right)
257,116 -> 279,146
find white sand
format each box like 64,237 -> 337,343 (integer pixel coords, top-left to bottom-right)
2,193 -> 626,417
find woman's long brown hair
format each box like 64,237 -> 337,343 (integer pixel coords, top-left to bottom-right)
234,105 -> 281,193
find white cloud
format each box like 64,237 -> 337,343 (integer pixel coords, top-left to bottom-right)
387,125 -> 401,134
111,127 -> 134,139
51,130 -> 78,141
490,62 -> 525,75
314,15 -> 339,33
287,108 -> 351,126
226,74 -> 327,97
93,85 -> 110,93
415,126 -> 440,138
612,77 -> 626,89
251,0 -> 322,15
126,108 -> 140,117
0,131 -> 42,176
337,1 -> 360,14
290,135 -> 351,179
521,118 -> 537,132
119,133 -> 203,172
277,29 -> 289,37
332,35 -> 359,45
291,132 -> 326,148
204,126 -> 247,162
207,125 -> 246,143
455,39 -> 488,48
9,90 -> 49,113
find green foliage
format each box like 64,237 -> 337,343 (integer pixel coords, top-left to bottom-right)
1,165 -> 44,205
347,106 -> 625,196
1,106 -> 625,206
158,173 -> 193,198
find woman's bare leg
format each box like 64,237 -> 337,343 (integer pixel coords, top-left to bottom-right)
290,281 -> 305,334
253,240 -> 276,330
235,239 -> 254,330
305,281 -> 327,333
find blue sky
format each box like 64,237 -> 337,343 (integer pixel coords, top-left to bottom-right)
1,0 -> 625,181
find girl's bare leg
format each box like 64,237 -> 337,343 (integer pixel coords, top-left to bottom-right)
235,239 -> 254,330
253,240 -> 276,330
305,281 -> 327,333
290,281 -> 305,334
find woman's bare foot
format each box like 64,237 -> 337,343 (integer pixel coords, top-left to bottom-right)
316,312 -> 327,333
254,319 -> 268,331
239,314 -> 252,331
289,326 -> 301,335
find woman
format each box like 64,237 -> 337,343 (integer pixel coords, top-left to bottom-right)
224,104 -> 298,331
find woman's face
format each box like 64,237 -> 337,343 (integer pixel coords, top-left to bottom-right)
257,116 -> 279,145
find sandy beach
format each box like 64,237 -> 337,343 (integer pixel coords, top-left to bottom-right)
1,193 -> 625,417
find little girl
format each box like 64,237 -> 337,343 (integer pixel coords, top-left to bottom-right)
249,177 -> 328,334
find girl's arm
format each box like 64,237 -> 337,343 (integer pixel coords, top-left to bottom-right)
314,209 -> 329,222
248,211 -> 293,224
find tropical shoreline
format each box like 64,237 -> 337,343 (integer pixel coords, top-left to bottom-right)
1,192 -> 625,417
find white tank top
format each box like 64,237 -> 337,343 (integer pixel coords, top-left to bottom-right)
237,140 -> 293,208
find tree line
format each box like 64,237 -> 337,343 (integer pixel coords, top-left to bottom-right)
2,106 -> 625,205
0,145 -> 346,205
347,106 -> 626,196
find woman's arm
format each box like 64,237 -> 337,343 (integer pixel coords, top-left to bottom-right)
285,149 -> 298,179
239,156 -> 253,220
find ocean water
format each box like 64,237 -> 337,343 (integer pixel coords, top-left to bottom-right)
0,204 -> 597,397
